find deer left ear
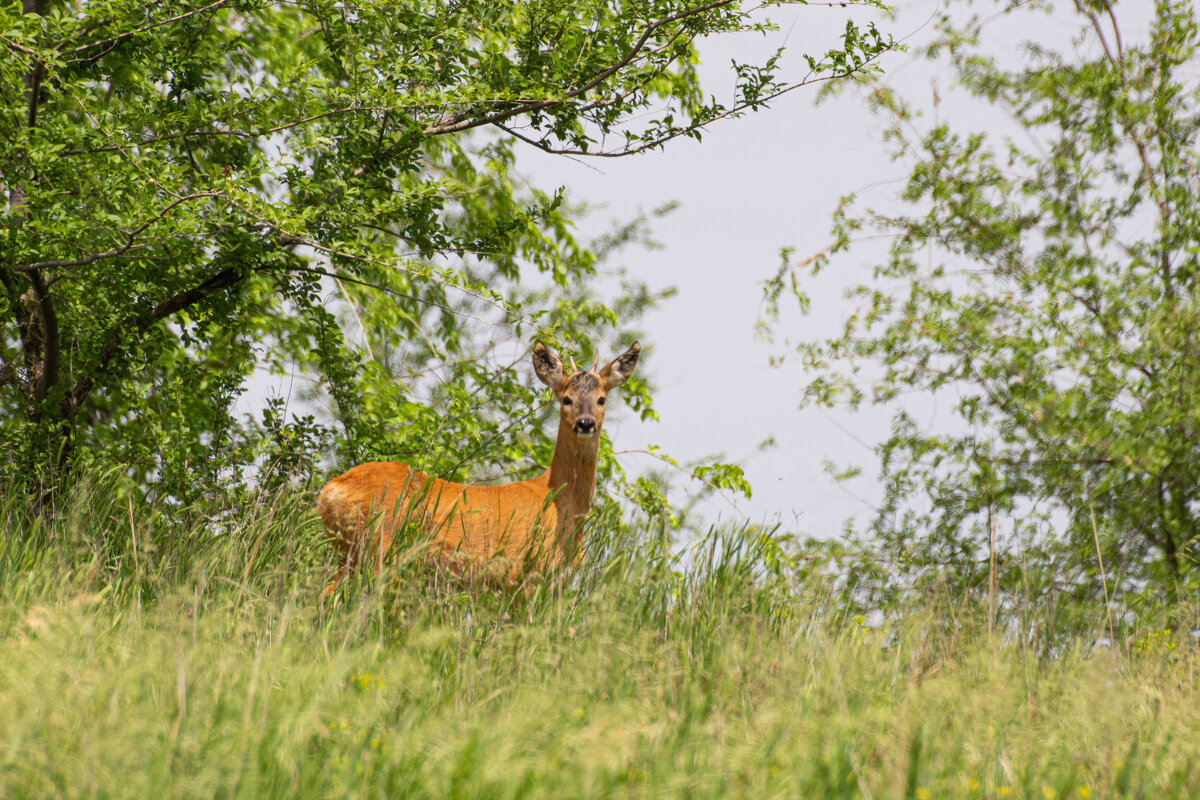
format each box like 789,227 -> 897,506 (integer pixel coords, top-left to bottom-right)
533,342 -> 567,392
599,341 -> 640,391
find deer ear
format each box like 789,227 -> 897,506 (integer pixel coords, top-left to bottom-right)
532,342 -> 566,392
599,341 -> 640,391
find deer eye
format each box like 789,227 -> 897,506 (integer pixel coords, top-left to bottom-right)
597,397 -> 606,405
561,396 -> 572,406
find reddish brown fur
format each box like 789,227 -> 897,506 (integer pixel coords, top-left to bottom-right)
317,341 -> 640,597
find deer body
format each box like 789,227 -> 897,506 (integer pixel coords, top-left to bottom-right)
317,341 -> 639,595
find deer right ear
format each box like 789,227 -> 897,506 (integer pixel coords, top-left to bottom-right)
532,342 -> 566,392
599,341 -> 640,391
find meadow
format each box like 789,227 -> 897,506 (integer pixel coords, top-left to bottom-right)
1,474 -> 1196,799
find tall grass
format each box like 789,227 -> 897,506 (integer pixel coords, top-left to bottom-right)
1,474 -> 1197,798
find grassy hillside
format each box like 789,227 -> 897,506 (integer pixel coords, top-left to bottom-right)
1,475 -> 1196,799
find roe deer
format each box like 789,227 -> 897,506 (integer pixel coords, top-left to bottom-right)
317,341 -> 640,597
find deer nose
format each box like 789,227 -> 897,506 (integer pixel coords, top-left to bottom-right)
574,418 -> 596,435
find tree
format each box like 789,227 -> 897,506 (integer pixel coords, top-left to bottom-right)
767,0 -> 1200,604
1,0 -> 891,504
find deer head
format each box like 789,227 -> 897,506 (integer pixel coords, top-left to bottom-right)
533,341 -> 640,440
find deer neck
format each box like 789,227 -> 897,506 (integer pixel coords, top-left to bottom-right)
546,420 -> 600,521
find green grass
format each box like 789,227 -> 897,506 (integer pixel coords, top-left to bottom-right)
1,473 -> 1198,799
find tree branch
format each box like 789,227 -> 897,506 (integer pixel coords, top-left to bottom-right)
66,263 -> 249,412
58,0 -> 233,60
26,268 -> 59,403
21,0 -> 48,127
15,192 -> 222,271
7,0 -> 60,417
420,0 -> 739,137
496,60 -> 883,158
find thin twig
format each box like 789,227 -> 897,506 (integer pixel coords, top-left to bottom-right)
1089,501 -> 1116,648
